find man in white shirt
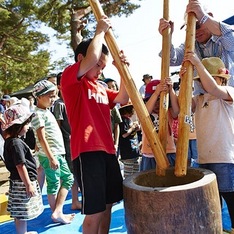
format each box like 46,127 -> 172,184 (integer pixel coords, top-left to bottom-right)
139,74 -> 153,98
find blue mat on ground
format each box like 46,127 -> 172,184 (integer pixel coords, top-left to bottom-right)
0,189 -> 231,233
0,189 -> 126,234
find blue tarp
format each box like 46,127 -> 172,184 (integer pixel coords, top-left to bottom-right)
223,15 -> 234,25
0,189 -> 231,233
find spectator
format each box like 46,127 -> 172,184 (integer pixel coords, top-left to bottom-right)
1,95 -> 11,109
31,80 -> 75,224
2,104 -> 44,234
28,95 -> 36,112
140,79 -> 179,171
118,103 -> 140,177
139,74 -> 153,98
103,78 -> 122,154
181,53 -> 234,233
53,72 -> 82,210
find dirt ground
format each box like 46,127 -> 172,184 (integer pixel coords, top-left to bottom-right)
0,160 -> 9,195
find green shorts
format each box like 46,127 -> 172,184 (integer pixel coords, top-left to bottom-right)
39,154 -> 74,194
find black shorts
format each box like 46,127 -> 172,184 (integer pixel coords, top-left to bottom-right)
73,151 -> 123,215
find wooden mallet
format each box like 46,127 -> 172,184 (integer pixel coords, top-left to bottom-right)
175,9 -> 196,177
88,0 -> 170,174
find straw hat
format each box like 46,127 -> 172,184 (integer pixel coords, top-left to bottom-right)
119,101 -> 133,110
194,57 -> 230,80
119,101 -> 133,115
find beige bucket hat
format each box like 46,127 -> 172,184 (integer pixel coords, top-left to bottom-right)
194,57 -> 230,80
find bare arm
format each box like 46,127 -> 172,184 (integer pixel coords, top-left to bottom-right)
200,15 -> 221,36
113,50 -> 130,104
36,126 -> 59,169
183,52 -> 232,101
166,78 -> 180,118
0,112 -> 5,124
145,81 -> 168,114
186,0 -> 221,36
146,89 -> 161,114
115,77 -> 129,104
78,15 -> 111,77
113,123 -> 120,150
16,163 -> 35,197
121,121 -> 140,138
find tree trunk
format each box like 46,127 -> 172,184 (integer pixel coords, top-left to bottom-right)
70,7 -> 91,51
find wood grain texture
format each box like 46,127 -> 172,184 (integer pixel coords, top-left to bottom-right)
175,11 -> 196,177
123,168 -> 222,234
88,0 -> 170,173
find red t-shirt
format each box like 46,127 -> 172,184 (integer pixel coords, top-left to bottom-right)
61,62 -> 118,160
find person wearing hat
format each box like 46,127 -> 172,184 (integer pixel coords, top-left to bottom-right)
181,52 -> 234,233
2,104 -> 44,234
0,98 -> 6,136
1,94 -> 11,109
1,94 -> 10,101
139,74 -> 153,98
47,74 -> 59,112
140,79 -> 179,171
0,95 -> 12,137
158,0 -> 234,95
31,80 -> 75,224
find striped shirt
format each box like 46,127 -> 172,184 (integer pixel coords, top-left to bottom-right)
31,107 -> 65,156
160,22 -> 234,91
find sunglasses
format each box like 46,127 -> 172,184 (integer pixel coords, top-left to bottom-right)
196,21 -> 201,30
180,21 -> 201,30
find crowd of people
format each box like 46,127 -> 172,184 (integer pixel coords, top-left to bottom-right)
0,0 -> 234,233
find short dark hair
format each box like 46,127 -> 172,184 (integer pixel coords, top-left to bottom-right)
46,74 -> 57,80
56,72 -> 63,86
74,38 -> 109,62
119,105 -> 134,116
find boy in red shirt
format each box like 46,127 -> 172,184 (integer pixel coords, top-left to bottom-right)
61,15 -> 129,233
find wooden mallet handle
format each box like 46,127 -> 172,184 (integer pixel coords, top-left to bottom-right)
175,11 -> 196,177
88,0 -> 169,173
157,0 -> 171,175
159,0 -> 170,152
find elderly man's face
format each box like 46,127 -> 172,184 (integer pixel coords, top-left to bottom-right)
195,21 -> 212,44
